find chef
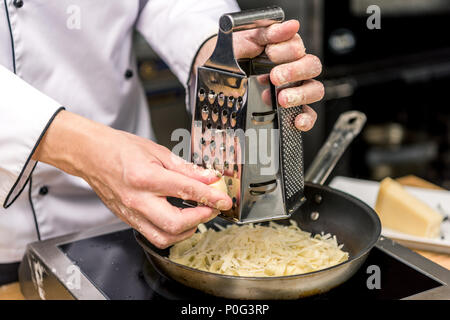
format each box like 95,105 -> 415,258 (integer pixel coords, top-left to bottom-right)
0,0 -> 324,285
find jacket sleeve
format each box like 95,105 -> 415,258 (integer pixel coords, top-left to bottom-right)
135,0 -> 240,110
0,64 -> 64,208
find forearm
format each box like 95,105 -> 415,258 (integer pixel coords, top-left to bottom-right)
31,110 -> 120,181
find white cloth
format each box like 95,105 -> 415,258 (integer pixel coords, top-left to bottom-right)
0,0 -> 239,263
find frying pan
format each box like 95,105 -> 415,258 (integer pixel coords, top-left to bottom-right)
135,111 -> 381,299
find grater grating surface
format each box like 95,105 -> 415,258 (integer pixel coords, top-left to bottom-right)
279,106 -> 304,200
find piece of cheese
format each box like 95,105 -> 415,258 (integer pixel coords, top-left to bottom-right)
223,176 -> 240,200
375,177 -> 443,238
209,176 -> 228,195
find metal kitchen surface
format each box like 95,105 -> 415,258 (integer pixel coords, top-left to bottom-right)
18,222 -> 450,300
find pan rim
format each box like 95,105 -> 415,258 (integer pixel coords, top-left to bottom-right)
134,183 -> 381,281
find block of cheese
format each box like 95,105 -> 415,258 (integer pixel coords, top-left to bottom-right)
375,177 -> 443,238
209,176 -> 228,195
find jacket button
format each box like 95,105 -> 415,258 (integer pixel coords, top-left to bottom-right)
13,0 -> 24,8
39,186 -> 49,196
124,69 -> 133,79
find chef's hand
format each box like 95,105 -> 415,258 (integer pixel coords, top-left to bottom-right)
32,111 -> 232,248
195,20 -> 323,131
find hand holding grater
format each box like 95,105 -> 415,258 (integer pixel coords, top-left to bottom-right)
191,6 -> 306,224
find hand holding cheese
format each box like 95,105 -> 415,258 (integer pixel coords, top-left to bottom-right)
32,111 -> 232,249
375,177 -> 443,238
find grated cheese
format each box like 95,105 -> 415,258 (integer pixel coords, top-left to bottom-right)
169,221 -> 349,277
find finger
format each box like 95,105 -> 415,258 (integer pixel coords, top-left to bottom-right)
93,175 -> 212,248
256,74 -> 270,85
295,105 -> 317,132
265,33 -> 306,64
147,167 -> 232,210
142,224 -> 198,249
234,20 -> 300,59
158,148 -> 220,185
277,80 -> 325,108
261,88 -> 272,106
270,54 -> 322,86
129,209 -> 199,249
136,195 -> 219,236
252,20 -> 300,46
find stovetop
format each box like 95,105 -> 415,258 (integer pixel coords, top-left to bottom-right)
18,223 -> 450,300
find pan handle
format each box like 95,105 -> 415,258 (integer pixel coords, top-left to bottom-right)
305,111 -> 367,185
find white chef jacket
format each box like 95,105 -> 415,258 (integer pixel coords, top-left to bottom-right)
0,0 -> 239,263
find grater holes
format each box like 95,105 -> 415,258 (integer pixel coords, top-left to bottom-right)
230,111 -> 237,127
212,106 -> 219,123
279,106 -> 304,199
237,96 -> 243,109
218,92 -> 225,106
221,109 -> 228,125
198,88 -> 206,102
227,96 -> 234,108
208,90 -> 216,104
201,105 -> 209,120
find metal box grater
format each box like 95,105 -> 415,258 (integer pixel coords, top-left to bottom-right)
191,6 -> 306,223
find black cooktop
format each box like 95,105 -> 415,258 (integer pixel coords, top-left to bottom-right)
59,229 -> 443,300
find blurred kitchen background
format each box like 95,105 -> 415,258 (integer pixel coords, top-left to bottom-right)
134,0 -> 450,189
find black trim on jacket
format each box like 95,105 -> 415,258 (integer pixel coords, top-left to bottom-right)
3,0 -> 17,73
3,107 -> 66,208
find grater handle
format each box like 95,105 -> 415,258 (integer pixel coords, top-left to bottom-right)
220,6 -> 284,33
305,111 -> 367,185
206,7 -> 285,74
